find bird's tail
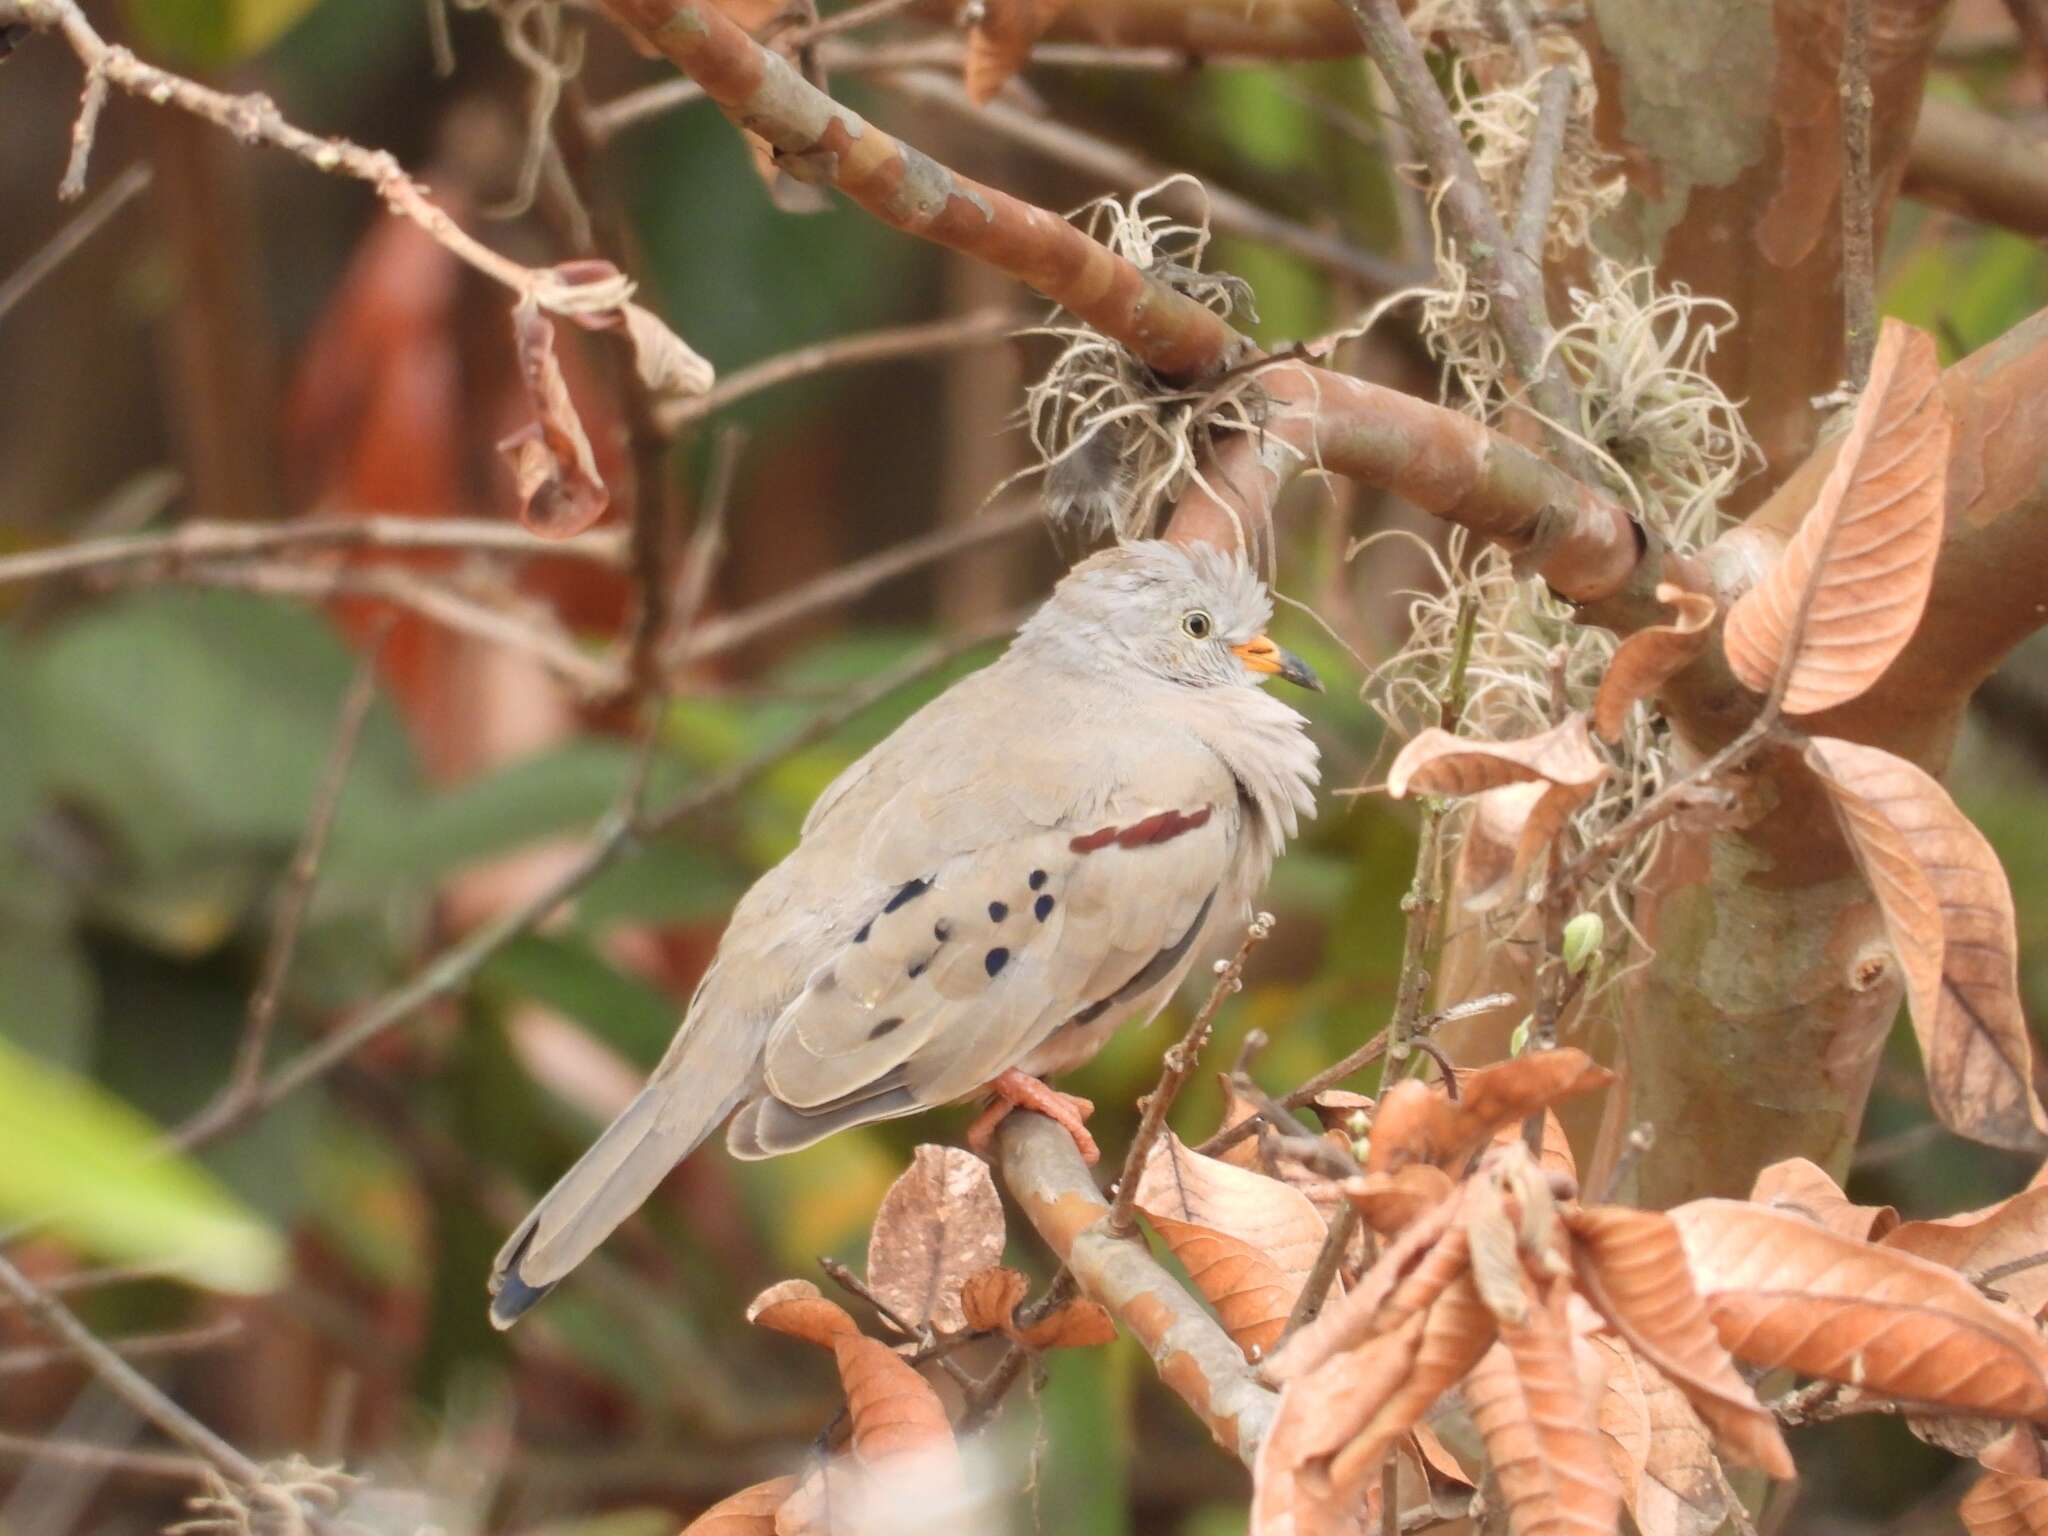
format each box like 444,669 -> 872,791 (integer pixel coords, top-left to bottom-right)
487,1074 -> 739,1329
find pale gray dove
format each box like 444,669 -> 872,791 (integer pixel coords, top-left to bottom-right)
489,539 -> 1320,1326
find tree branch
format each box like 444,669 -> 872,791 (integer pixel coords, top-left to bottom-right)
995,1111 -> 1279,1464
1902,96 -> 2048,239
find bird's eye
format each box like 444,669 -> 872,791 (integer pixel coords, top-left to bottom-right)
1182,610 -> 1213,640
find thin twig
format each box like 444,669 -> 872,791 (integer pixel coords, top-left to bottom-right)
1339,0 -> 1593,479
0,514 -> 625,592
1192,992 -> 1513,1162
1593,1121 -> 1654,1203
0,160 -> 150,326
1511,65 -> 1573,275
0,1432 -> 206,1483
879,70 -> 1420,293
0,1252 -> 273,1496
668,504 -> 1042,669
1840,0 -> 1878,391
817,1257 -> 977,1390
0,1317 -> 243,1379
178,636 -> 386,1146
1282,1203 -> 1357,1341
1382,1449 -> 1400,1536
664,307 -> 1021,431
1106,914 -> 1276,1237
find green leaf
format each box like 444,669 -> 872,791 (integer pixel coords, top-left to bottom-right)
0,1035 -> 284,1292
29,591 -> 415,877
480,935 -> 680,1069
124,0 -> 324,67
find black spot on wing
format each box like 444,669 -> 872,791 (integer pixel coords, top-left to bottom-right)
985,947 -> 1010,977
908,959 -> 927,979
884,878 -> 931,914
989,901 -> 1008,922
934,918 -> 952,942
853,921 -> 871,944
1029,869 -> 1048,890
1035,894 -> 1055,922
1070,890 -> 1216,1027
867,1016 -> 904,1040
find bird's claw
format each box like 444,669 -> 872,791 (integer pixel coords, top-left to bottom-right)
967,1069 -> 1100,1165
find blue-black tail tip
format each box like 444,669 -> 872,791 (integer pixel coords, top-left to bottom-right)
488,1268 -> 556,1330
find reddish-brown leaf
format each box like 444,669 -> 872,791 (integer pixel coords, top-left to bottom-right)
1593,583 -> 1718,744
1368,1051 -> 1613,1177
1389,714 -> 1607,801
1806,736 -> 2048,1151
1588,1333 -> 1730,1536
1135,1132 -> 1334,1361
1490,1109 -> 1579,1186
1964,1429 -> 2048,1536
1345,1166 -> 1457,1237
1565,1205 -> 1793,1477
866,1145 -> 1006,1335
1264,1196 -> 1465,1386
1463,1284 -> 1623,1536
1723,320 -> 1950,714
1885,1186 -> 2048,1320
681,1475 -> 800,1536
1751,1156 -> 1899,1242
1671,1200 -> 2048,1417
958,1264 -> 1115,1350
1390,717 -> 1607,913
746,1280 -> 955,1464
962,0 -> 1073,102
501,296 -> 609,536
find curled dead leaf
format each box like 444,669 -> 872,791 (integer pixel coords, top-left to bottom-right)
502,295 -> 609,537
1592,582 -> 1717,744
1345,1165 -> 1456,1237
1885,1185 -> 2048,1320
1722,320 -> 1950,714
1463,1287 -> 1623,1536
958,1264 -> 1116,1351
962,0 -> 1072,103
681,1475 -> 800,1536
1806,736 -> 2048,1151
1589,1333 -> 1731,1536
1962,1427 -> 2048,1536
747,1279 -> 860,1345
1565,1205 -> 1793,1478
867,1145 -> 1006,1335
1367,1051 -> 1612,1178
1672,1199 -> 2048,1418
1134,1131 -> 1334,1360
1751,1156 -> 1899,1242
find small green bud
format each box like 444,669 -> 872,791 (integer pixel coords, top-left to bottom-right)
1346,1110 -> 1370,1138
1509,1019 -> 1530,1056
1562,911 -> 1605,975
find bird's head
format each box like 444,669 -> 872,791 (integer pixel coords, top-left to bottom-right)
1021,539 -> 1322,693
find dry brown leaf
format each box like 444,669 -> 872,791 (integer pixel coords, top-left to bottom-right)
1310,1089 -> 1376,1135
1963,1428 -> 2048,1536
1806,736 -> 2048,1151
1463,1284 -> 1623,1536
1671,1199 -> 2048,1417
1213,1073 -> 1271,1168
1751,1156 -> 1899,1242
866,1145 -> 1006,1336
1589,1333 -> 1730,1536
1466,1172 -> 1533,1326
1885,1186 -> 2048,1319
1368,1052 -> 1613,1177
1345,1166 -> 1457,1237
1565,1205 -> 1793,1477
682,1475 -> 800,1536
1723,319 -> 1950,714
747,1278 -> 860,1345
1263,1195 -> 1465,1386
1592,583 -> 1718,744
501,295 -> 609,537
747,1279 -> 955,1466
1490,1108 -> 1579,1186
1390,718 -> 1607,913
1135,1131 -> 1333,1360
1389,714 -> 1607,800
962,0 -> 1072,102
958,1264 -> 1115,1350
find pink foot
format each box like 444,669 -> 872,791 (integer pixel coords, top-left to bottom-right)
967,1069 -> 1100,1165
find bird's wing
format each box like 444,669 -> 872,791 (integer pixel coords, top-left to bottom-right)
734,742 -> 1239,1156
